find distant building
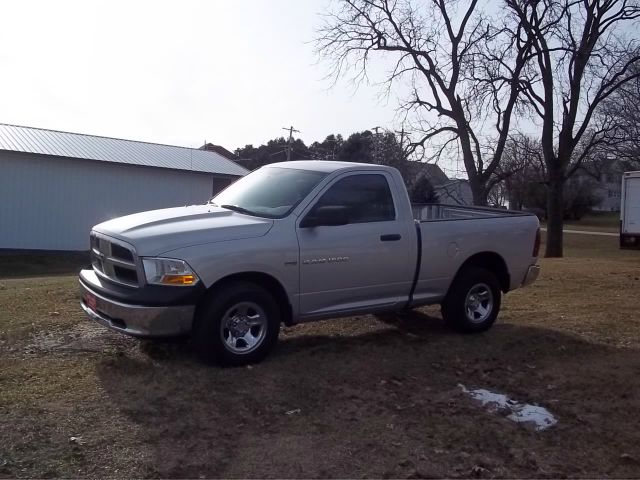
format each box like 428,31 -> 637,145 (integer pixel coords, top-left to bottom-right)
0,124 -> 248,251
579,158 -> 636,212
200,142 -> 237,160
405,161 -> 473,205
592,172 -> 622,211
405,161 -> 449,187
434,179 -> 474,206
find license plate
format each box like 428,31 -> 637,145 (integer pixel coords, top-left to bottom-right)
84,293 -> 97,312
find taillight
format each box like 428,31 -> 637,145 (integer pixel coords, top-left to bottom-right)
533,227 -> 541,257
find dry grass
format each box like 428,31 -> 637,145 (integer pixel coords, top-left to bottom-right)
543,211 -> 620,233
1,235 -> 639,478
509,234 -> 640,347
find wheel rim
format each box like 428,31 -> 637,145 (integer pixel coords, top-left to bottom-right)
220,301 -> 268,354
464,283 -> 493,324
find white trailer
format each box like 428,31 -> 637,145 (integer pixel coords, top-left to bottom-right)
621,171 -> 640,249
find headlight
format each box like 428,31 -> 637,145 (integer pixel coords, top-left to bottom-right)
142,258 -> 200,286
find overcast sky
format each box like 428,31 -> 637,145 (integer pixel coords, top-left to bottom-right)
0,0 -> 403,153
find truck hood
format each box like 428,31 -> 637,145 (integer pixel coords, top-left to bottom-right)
93,204 -> 274,256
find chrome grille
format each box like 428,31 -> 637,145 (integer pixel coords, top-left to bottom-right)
90,233 -> 140,287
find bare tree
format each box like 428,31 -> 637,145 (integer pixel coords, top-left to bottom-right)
596,61 -> 640,166
505,0 -> 640,257
498,134 -> 546,209
487,182 -> 508,207
315,0 -> 532,205
503,134 -> 601,219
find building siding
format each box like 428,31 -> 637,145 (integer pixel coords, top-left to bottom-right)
435,180 -> 473,206
0,151 -> 231,250
593,181 -> 622,212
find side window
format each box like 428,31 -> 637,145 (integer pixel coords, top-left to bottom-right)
312,174 -> 396,223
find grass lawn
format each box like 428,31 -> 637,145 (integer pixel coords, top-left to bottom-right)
1,235 -> 639,478
544,211 -> 620,233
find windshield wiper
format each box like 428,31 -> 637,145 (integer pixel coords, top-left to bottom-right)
220,204 -> 258,216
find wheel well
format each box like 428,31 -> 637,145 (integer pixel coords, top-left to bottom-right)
204,272 -> 293,325
454,252 -> 511,293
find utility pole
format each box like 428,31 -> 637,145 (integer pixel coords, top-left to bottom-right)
371,126 -> 382,164
282,126 -> 300,162
395,127 -> 406,149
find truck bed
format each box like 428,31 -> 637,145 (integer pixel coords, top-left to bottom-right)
409,203 -> 539,307
412,203 -> 530,222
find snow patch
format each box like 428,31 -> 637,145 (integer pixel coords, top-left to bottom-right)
459,384 -> 557,431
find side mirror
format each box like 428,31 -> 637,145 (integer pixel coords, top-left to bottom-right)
300,205 -> 350,228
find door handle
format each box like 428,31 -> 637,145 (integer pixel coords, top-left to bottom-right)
380,234 -> 402,241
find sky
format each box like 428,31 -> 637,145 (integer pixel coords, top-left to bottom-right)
0,0 -> 402,153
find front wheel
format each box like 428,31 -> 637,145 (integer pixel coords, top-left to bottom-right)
441,267 -> 501,333
192,281 -> 280,366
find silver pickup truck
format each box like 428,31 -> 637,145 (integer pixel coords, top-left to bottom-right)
79,161 -> 540,365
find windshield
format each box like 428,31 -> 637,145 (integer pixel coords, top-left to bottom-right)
212,166 -> 328,218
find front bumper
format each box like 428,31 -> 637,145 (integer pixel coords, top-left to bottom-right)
521,264 -> 540,287
79,270 -> 195,337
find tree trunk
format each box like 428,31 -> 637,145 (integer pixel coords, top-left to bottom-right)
469,177 -> 488,206
450,103 -> 487,207
545,169 -> 564,257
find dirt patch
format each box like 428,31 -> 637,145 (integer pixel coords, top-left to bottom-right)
23,322 -> 137,356
1,236 -> 640,478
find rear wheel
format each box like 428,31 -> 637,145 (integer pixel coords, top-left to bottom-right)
441,267 -> 501,333
192,281 -> 280,366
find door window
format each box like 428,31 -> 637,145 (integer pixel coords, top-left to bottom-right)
309,174 -> 396,223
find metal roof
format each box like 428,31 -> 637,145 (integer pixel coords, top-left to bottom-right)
0,123 -> 248,176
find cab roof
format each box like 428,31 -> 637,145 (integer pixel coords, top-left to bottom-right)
267,160 -> 393,173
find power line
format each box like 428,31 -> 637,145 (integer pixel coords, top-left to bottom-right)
269,149 -> 288,157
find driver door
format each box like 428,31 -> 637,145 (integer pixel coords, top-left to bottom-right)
296,172 -> 413,318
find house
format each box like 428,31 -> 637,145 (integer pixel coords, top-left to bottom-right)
405,161 -> 473,205
592,173 -> 622,211
433,179 -> 474,206
200,142 -> 237,160
0,123 -> 248,251
578,158 -> 637,212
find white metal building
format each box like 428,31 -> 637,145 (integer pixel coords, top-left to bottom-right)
0,123 -> 248,251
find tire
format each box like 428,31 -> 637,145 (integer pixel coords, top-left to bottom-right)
441,266 -> 501,333
192,281 -> 281,366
